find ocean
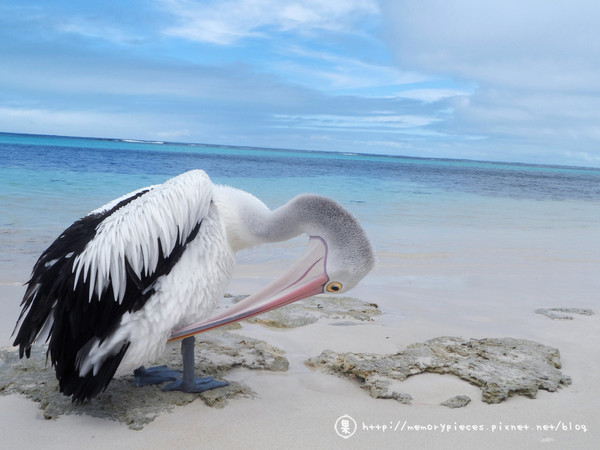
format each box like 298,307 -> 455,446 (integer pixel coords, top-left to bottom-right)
1,132 -> 599,285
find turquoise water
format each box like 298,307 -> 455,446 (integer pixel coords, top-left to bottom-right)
1,132 -> 599,279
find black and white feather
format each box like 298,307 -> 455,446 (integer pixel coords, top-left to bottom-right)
13,170 -> 234,402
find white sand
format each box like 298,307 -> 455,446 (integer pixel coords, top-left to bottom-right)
1,232 -> 598,449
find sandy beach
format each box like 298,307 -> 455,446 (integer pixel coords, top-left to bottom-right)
1,219 -> 598,450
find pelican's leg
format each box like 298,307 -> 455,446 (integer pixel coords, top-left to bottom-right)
134,365 -> 181,387
163,336 -> 228,393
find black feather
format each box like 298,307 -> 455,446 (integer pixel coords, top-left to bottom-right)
13,189 -> 204,402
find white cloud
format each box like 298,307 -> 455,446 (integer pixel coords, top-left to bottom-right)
380,0 -> 600,163
0,107 -> 135,136
56,18 -> 142,45
161,0 -> 379,44
396,89 -> 471,103
272,113 -> 442,133
271,45 -> 427,93
382,0 -> 600,84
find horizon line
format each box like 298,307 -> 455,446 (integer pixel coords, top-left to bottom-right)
1,131 -> 599,172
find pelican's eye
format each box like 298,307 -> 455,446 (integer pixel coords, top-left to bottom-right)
326,282 -> 342,292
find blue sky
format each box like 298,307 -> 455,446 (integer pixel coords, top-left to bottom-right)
2,0 -> 600,167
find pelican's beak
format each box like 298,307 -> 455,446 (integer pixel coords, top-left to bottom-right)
169,236 -> 329,342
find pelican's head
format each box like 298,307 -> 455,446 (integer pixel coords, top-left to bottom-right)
299,194 -> 375,294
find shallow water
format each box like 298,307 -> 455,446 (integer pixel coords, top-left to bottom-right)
1,132 -> 599,283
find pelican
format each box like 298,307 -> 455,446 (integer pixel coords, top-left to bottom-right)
13,170 -> 374,402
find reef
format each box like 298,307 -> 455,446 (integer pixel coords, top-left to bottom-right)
306,337 -> 572,404
233,294 -> 381,328
534,307 -> 594,320
441,395 -> 471,408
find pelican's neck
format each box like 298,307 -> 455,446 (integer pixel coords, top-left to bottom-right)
213,185 -> 305,252
213,185 -> 375,288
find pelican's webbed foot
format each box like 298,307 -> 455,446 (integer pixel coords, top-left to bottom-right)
162,376 -> 228,393
134,365 -> 181,386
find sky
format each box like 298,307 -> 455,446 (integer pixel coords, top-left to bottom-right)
1,0 -> 600,167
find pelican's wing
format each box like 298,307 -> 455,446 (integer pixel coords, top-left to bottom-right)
72,170 -> 212,305
12,170 -> 212,400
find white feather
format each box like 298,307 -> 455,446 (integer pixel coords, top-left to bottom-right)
72,170 -> 213,303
